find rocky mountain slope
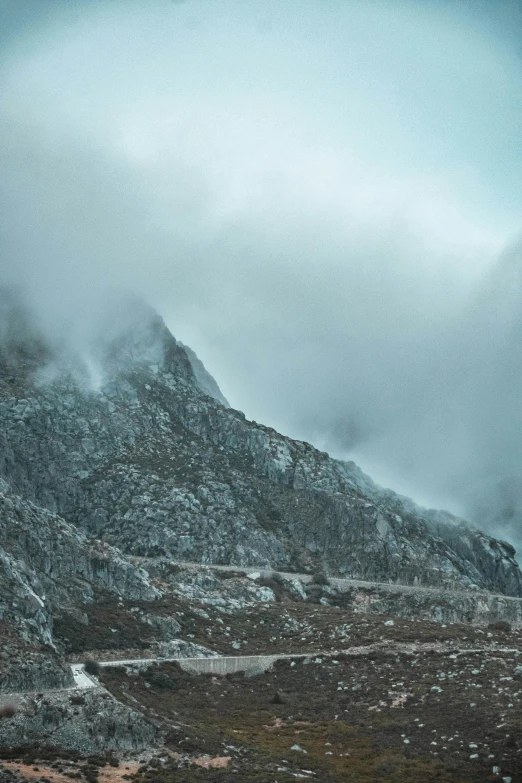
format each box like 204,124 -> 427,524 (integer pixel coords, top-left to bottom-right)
1,289 -> 522,680
2,289 -> 522,778
0,290 -> 520,600
0,475 -> 158,693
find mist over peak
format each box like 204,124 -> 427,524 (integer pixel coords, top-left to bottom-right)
0,287 -> 235,413
1,0 -> 522,551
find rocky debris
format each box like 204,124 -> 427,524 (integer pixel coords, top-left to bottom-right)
0,690 -> 157,754
149,564 -> 278,609
328,579 -> 522,626
74,575 -> 522,662
153,639 -> 217,659
141,614 -> 181,641
127,562 -> 522,629
0,647 -> 71,695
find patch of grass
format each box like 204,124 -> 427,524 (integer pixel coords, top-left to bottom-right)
100,649 -> 522,783
54,593 -> 156,654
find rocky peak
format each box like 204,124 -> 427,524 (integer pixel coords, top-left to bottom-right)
0,289 -> 228,406
0,289 -> 521,601
92,298 -> 193,382
180,342 -> 230,407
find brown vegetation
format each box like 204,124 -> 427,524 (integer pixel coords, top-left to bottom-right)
487,620 -> 512,633
97,645 -> 522,783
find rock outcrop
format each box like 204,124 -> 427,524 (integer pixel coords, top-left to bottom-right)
0,478 -> 157,692
0,690 -> 158,753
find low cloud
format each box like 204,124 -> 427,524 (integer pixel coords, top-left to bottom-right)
1,0 -> 522,549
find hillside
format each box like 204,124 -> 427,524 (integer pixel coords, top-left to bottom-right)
0,291 -> 520,595
1,290 -> 522,782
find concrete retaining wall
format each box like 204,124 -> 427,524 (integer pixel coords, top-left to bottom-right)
100,653 -> 306,676
178,654 -> 286,675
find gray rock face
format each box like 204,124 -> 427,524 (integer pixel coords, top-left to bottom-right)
0,651 -> 72,695
328,580 -> 522,626
154,639 -> 217,658
0,290 -> 520,599
0,690 -> 157,753
179,342 -> 229,407
0,478 -> 158,692
0,480 -> 158,616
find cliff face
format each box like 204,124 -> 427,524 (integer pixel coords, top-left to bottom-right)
0,291 -> 520,600
0,476 -> 159,692
0,689 -> 158,754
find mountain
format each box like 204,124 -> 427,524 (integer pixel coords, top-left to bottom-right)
0,289 -> 520,599
1,287 -> 522,677
2,289 -> 522,771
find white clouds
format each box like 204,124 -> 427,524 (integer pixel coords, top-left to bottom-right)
2,0 -> 522,547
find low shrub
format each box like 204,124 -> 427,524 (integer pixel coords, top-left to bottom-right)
311,571 -> 329,586
86,755 -> 105,766
488,620 -> 512,633
84,659 -> 101,675
305,584 -> 323,603
0,705 -> 16,720
145,670 -> 176,690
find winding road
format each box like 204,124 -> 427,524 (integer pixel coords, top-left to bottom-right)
130,558 -> 522,605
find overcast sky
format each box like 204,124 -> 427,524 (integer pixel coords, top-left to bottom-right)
1,0 -> 522,546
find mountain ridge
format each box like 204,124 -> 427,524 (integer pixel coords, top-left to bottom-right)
0,290 -> 519,595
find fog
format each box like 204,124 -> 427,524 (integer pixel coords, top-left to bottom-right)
1,0 -> 522,547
